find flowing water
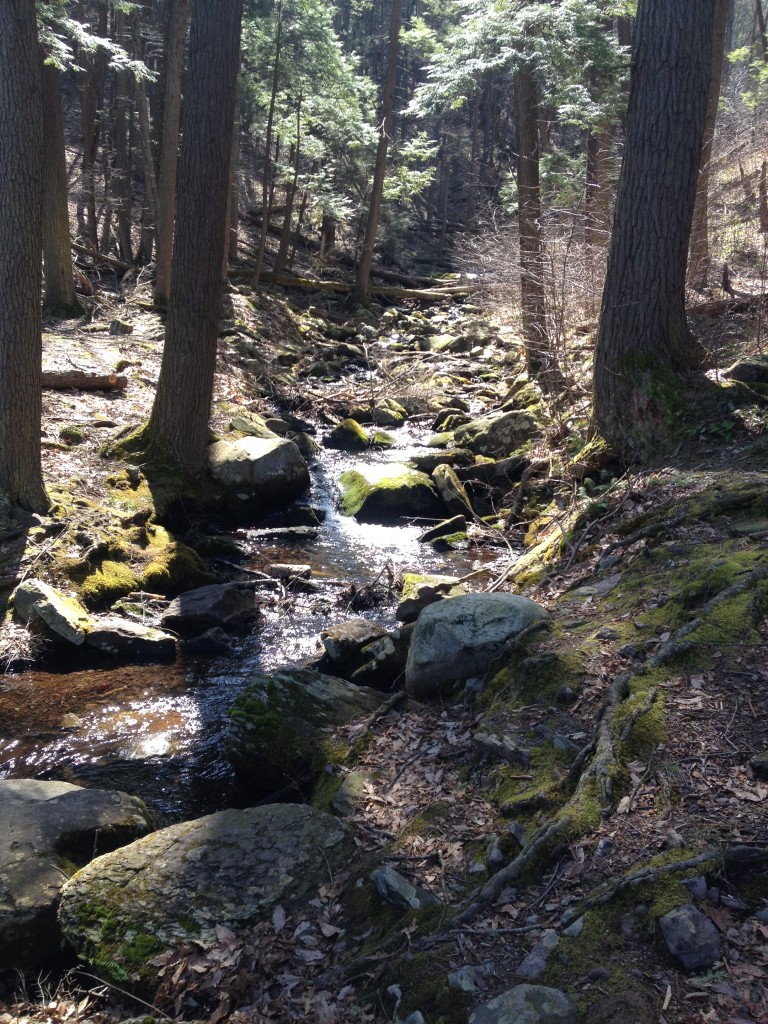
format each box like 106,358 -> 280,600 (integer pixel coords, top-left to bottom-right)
0,424 -> 512,823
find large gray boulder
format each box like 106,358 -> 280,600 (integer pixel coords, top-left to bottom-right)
161,582 -> 259,637
228,668 -> 383,797
469,985 -> 576,1024
455,410 -> 541,458
405,593 -> 549,698
59,804 -> 352,991
338,466 -> 443,522
85,616 -> 176,660
13,579 -> 92,645
208,436 -> 310,505
0,780 -> 152,967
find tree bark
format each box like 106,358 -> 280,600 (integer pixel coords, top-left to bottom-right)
0,0 -> 48,511
78,0 -> 109,251
154,0 -> 190,304
112,60 -> 134,264
354,0 -> 403,303
593,0 -> 717,459
688,0 -> 730,291
41,60 -> 82,317
254,1 -> 283,290
148,0 -> 242,476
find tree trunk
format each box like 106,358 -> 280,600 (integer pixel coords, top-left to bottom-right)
113,60 -> 134,263
514,62 -> 551,385
688,0 -> 730,291
41,60 -> 82,317
254,2 -> 283,289
154,0 -> 190,304
148,0 -> 242,476
275,96 -> 302,274
585,125 -> 614,248
0,1 -> 48,511
78,0 -> 109,251
593,0 -> 717,459
354,0 -> 403,303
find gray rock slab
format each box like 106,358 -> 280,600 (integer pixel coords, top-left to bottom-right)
405,593 -> 549,698
455,410 -> 541,458
370,865 -> 439,911
161,582 -> 258,637
13,579 -> 92,646
209,435 -> 310,503
321,620 -> 389,670
659,904 -> 722,971
469,984 -> 576,1024
396,573 -> 465,624
59,804 -> 351,988
516,930 -> 560,980
85,616 -> 176,660
0,780 -> 152,967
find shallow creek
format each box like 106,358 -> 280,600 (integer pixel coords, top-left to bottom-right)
0,423 -> 511,823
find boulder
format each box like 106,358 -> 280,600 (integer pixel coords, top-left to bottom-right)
659,904 -> 721,971
208,436 -> 310,505
408,448 -> 475,473
0,780 -> 152,967
348,623 -> 414,690
161,582 -> 259,637
455,410 -> 541,458
723,355 -> 768,383
85,616 -> 176,661
396,573 -> 466,623
339,467 -> 443,523
405,593 -> 549,698
469,985 -> 575,1024
371,397 -> 407,426
323,418 -> 370,451
13,579 -> 92,646
418,514 -> 467,545
320,619 -> 389,674
228,668 -> 383,797
59,804 -> 352,991
432,463 -> 473,516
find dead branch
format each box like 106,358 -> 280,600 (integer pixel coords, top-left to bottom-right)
42,370 -> 128,391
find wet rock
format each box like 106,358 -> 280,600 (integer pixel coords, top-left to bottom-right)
370,865 -> 439,911
563,916 -> 585,937
339,467 -> 443,523
408,448 -> 475,473
659,904 -> 721,971
396,573 -> 465,623
405,593 -> 550,698
455,410 -> 542,458
13,579 -> 92,646
230,413 -> 280,439
182,626 -> 231,654
228,668 -> 383,798
682,874 -> 708,899
469,984 -> 576,1024
161,582 -> 258,637
320,619 -> 389,673
59,804 -> 351,991
209,436 -> 310,506
1,779 -> 152,967
323,418 -> 369,451
516,930 -> 560,979
432,463 -> 473,516
372,397 -> 408,426
418,514 -> 466,544
85,616 -> 176,661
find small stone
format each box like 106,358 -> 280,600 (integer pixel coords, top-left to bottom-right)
554,685 -> 576,704
109,318 -> 133,335
720,895 -> 748,911
370,866 -> 439,911
516,930 -> 559,980
664,830 -> 685,850
586,966 -> 610,982
332,771 -> 370,817
563,916 -> 584,938
755,909 -> 768,924
618,643 -> 639,658
596,627 -> 620,640
469,984 -> 576,1024
682,875 -> 708,899
659,904 -> 721,972
448,965 -> 480,992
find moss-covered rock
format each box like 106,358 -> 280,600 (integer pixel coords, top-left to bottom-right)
139,540 -> 217,596
323,418 -> 370,451
228,668 -> 383,799
58,805 -> 352,995
338,466 -> 443,522
455,410 -> 542,458
80,560 -> 138,609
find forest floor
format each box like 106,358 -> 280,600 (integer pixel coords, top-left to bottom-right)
2,267 -> 768,1024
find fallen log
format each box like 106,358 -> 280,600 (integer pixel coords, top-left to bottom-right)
42,370 -> 128,391
70,242 -> 134,273
688,294 -> 766,317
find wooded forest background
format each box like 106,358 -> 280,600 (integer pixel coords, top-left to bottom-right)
1,0 -> 767,508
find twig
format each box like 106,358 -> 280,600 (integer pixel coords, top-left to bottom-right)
359,690 -> 407,737
75,970 -> 172,1020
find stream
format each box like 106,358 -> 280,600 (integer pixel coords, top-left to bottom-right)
0,421 -> 511,824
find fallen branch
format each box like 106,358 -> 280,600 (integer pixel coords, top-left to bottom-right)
250,269 -> 477,302
71,242 -> 134,272
42,370 -> 128,391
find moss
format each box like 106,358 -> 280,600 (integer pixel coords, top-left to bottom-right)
139,540 -> 217,596
59,425 -> 85,445
79,560 -> 139,609
325,418 -> 370,451
389,952 -> 473,1024
613,687 -> 667,761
